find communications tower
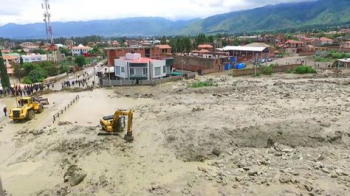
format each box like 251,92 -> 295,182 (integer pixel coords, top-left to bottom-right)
42,0 -> 56,62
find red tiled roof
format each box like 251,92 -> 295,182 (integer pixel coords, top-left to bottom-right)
155,45 -> 171,49
3,55 -> 18,60
193,49 -> 211,53
128,57 -> 157,63
285,40 -> 304,44
198,44 -> 213,49
72,46 -> 92,50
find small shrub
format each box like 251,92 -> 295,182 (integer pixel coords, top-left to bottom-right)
295,66 -> 317,74
190,81 -> 218,88
22,77 -> 33,84
263,66 -> 273,75
252,72 -> 260,77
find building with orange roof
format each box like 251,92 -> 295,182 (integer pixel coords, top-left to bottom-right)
319,37 -> 333,45
198,44 -> 213,50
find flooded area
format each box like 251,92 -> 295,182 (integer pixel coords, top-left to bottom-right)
1,72 -> 350,195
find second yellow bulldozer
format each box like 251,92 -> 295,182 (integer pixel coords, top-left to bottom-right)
100,109 -> 134,142
9,97 -> 45,122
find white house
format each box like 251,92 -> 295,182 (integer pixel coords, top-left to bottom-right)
71,44 -> 92,56
22,54 -> 54,63
114,53 -> 167,81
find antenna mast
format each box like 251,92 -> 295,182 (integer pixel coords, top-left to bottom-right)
42,0 -> 57,62
42,0 -> 53,44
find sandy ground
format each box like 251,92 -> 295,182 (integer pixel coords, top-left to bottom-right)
1,70 -> 350,196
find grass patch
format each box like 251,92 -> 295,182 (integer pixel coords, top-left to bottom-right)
190,81 -> 218,88
252,72 -> 260,77
314,57 -> 333,62
295,66 -> 317,74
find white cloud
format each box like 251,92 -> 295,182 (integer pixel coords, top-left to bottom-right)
0,0 -> 314,25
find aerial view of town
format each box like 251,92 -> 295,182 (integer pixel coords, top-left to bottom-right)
1,0 -> 350,195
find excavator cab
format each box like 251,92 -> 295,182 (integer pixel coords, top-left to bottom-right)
100,109 -> 134,142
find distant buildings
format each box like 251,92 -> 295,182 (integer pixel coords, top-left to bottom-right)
71,44 -> 92,56
22,54 -> 53,63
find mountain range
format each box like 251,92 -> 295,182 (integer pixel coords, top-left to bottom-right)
0,0 -> 349,39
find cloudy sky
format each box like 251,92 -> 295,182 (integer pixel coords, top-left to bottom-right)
0,0 -> 313,26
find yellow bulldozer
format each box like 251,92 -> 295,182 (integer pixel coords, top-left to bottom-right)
9,97 -> 46,122
100,109 -> 134,142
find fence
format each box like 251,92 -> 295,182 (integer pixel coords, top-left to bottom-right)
99,74 -> 195,87
99,79 -> 136,87
138,76 -> 183,85
52,95 -> 80,123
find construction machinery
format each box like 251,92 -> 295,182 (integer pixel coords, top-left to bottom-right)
33,96 -> 50,105
9,97 -> 46,121
100,109 -> 134,142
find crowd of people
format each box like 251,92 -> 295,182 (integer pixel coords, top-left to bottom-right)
0,83 -> 53,97
61,72 -> 95,88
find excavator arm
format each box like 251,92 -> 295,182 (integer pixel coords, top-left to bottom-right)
102,109 -> 134,142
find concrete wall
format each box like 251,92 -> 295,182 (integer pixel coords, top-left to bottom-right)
138,76 -> 182,85
231,64 -> 302,77
151,60 -> 166,79
173,56 -> 221,72
100,79 -> 136,87
100,76 -> 184,87
115,59 -> 128,79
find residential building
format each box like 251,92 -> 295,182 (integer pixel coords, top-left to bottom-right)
71,44 -> 92,56
198,44 -> 213,51
114,53 -> 170,81
22,54 -> 55,63
285,40 -> 304,48
65,40 -> 74,48
105,45 -> 172,66
342,40 -> 350,49
222,46 -> 270,61
319,37 -> 333,45
276,34 -> 286,45
3,41 -> 16,49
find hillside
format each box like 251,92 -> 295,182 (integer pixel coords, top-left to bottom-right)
0,0 -> 349,38
176,0 -> 350,34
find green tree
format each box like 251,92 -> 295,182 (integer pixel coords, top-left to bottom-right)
0,51 -> 10,88
75,56 -> 87,68
195,33 -> 207,46
161,36 -> 167,44
28,67 -> 47,83
208,35 -> 214,43
59,47 -> 71,56
33,48 -> 47,54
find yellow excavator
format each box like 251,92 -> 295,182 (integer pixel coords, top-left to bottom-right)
9,97 -> 45,122
100,109 -> 134,142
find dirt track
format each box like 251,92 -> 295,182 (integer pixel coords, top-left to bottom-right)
1,71 -> 350,196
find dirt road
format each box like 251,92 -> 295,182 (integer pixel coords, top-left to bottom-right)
0,71 -> 350,195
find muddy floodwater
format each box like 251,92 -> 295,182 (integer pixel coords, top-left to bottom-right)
1,72 -> 350,195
